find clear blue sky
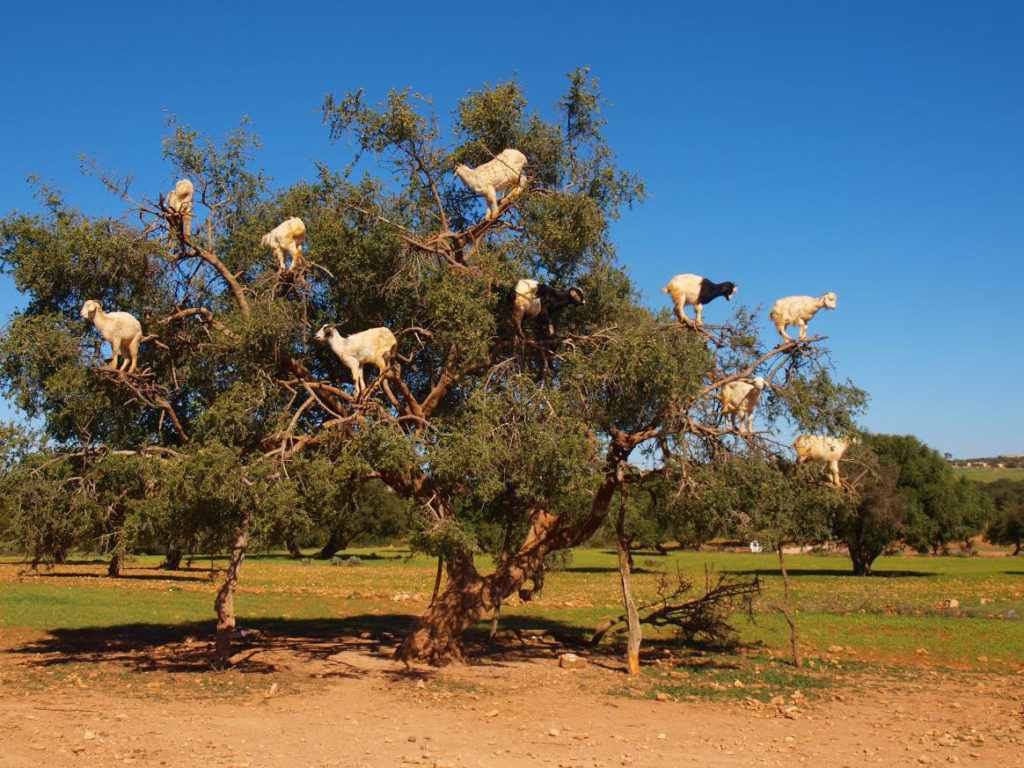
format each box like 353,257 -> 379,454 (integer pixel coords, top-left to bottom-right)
2,1 -> 1022,457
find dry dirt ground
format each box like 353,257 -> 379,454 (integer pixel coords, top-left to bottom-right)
1,635 -> 1023,768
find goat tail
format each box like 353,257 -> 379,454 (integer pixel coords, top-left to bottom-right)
661,286 -> 669,294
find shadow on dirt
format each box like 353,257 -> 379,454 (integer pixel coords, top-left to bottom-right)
7,613 -> 628,678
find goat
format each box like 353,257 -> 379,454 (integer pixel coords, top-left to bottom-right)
79,300 -> 143,374
769,292 -> 837,342
313,324 -> 397,396
510,279 -> 586,338
261,217 -> 307,272
793,434 -> 858,487
719,376 -> 767,434
165,179 -> 194,237
662,274 -> 737,326
454,148 -> 528,221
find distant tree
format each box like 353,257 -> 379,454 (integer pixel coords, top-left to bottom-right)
983,479 -> 1024,555
834,434 -> 990,574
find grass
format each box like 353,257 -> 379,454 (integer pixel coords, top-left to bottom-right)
2,546 -> 1023,678
952,466 -> 1024,482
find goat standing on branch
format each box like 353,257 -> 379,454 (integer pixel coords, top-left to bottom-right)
793,434 -> 858,487
454,148 -> 527,221
719,376 -> 767,434
313,324 -> 397,397
165,179 -> 194,237
510,279 -> 586,338
262,217 -> 307,272
770,292 -> 837,342
80,300 -> 143,374
662,273 -> 737,326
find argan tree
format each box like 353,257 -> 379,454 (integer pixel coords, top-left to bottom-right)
0,69 -> 862,666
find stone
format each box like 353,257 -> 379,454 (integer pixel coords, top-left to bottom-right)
945,599 -> 960,609
655,693 -> 671,702
827,645 -> 844,653
559,653 -> 588,669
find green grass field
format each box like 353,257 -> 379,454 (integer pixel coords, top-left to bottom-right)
2,547 -> 1022,674
952,466 -> 1024,482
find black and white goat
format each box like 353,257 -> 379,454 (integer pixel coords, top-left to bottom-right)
662,273 -> 738,326
510,279 -> 586,337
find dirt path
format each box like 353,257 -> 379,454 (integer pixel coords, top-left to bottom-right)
2,641 -> 1022,768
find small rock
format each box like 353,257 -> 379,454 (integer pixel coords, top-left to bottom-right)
657,733 -> 666,740
827,645 -> 844,653
484,709 -> 499,718
977,655 -> 988,663
549,728 -> 561,737
655,693 -> 671,702
945,599 -> 959,610
980,597 -> 993,605
559,653 -> 588,669
918,755 -> 931,764
732,680 -> 745,688
268,682 -> 279,695
915,648 -> 929,656
84,731 -> 96,741
415,679 -> 426,689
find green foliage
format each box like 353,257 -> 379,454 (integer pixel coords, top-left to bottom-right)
982,479 -> 1024,553
834,434 -> 993,574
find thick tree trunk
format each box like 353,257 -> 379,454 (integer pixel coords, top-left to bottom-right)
615,488 -> 642,677
777,547 -> 801,668
397,508 -> 576,664
285,537 -> 303,559
314,530 -> 351,560
395,449 -> 624,665
214,514 -> 250,669
1013,539 -> 1021,556
107,553 -> 122,578
162,548 -> 183,570
848,544 -> 879,576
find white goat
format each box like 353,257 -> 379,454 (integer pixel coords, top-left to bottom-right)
662,274 -> 737,326
454,148 -> 528,221
769,292 -> 837,342
262,217 -> 307,272
79,300 -> 143,374
313,324 -> 397,396
793,434 -> 858,487
719,376 -> 767,434
166,179 -> 194,237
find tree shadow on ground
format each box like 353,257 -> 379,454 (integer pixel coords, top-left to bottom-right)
728,568 -> 936,578
27,571 -> 211,583
5,613 -> 633,679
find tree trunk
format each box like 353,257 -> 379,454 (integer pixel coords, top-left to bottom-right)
1013,539 -> 1021,556
285,537 -> 303,559
429,553 -> 444,606
489,599 -> 501,642
395,450 -> 624,665
615,488 -> 642,677
163,548 -> 183,570
214,513 -> 250,669
397,508 -> 570,664
315,530 -> 351,560
777,546 -> 801,668
107,553 -> 122,578
848,544 -> 878,576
